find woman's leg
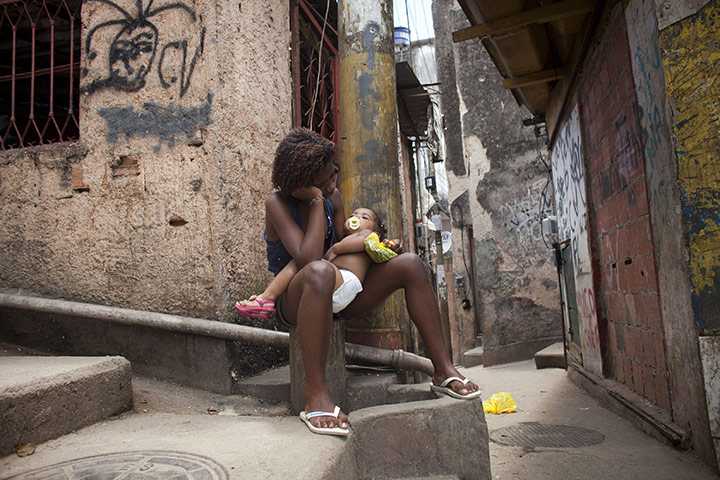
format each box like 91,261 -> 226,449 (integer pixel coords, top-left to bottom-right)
280,260 -> 349,429
341,253 -> 479,396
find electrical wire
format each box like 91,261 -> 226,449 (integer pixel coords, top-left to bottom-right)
405,0 -> 434,81
309,0 -> 331,130
420,0 -> 434,41
535,130 -> 554,249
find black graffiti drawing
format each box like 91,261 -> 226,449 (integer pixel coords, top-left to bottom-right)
82,0 -> 204,97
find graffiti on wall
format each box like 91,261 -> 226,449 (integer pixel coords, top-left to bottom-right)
499,178 -> 554,266
552,108 -> 591,272
82,0 -> 205,97
632,31 -> 666,202
662,2 -> 720,333
81,0 -> 210,145
551,106 -> 603,374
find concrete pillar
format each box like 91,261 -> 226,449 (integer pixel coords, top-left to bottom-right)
289,321 -> 346,415
338,0 -> 406,350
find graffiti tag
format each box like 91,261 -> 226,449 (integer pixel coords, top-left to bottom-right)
82,0 -> 204,97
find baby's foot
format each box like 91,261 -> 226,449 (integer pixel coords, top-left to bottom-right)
236,295 -> 272,308
234,295 -> 276,319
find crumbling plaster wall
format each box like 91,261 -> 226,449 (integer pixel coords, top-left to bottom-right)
0,0 -> 292,324
433,0 -> 562,364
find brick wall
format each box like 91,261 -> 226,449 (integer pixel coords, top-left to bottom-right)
577,4 -> 670,410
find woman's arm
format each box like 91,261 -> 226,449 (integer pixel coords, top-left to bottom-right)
329,188 -> 346,240
265,189 -> 328,268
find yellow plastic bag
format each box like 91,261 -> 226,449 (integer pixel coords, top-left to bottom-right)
483,392 -> 517,414
364,232 -> 398,263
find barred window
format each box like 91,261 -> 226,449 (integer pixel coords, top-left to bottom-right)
291,0 -> 338,143
0,0 -> 81,151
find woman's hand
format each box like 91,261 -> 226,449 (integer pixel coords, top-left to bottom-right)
292,186 -> 323,203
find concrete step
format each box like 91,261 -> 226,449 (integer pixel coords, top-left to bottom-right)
462,346 -> 483,368
534,342 -> 566,369
235,364 -> 437,411
0,355 -> 133,456
234,364 -> 291,404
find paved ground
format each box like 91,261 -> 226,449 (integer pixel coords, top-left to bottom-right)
1,357 -> 717,479
478,360 -> 717,479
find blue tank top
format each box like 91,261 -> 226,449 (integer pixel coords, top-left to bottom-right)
265,196 -> 337,274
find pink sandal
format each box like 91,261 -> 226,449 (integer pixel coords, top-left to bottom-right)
235,296 -> 276,320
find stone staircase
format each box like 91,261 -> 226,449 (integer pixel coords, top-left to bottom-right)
0,346 -> 133,456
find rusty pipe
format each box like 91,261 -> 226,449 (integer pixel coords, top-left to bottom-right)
0,292 -> 433,375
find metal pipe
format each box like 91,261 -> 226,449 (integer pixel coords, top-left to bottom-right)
0,293 -> 433,375
0,292 -> 289,348
345,343 -> 434,376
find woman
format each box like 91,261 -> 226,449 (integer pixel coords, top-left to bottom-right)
264,128 -> 480,436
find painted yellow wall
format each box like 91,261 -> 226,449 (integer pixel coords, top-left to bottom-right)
662,1 -> 720,334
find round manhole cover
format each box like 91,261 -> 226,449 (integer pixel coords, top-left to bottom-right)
491,422 -> 605,448
7,450 -> 229,480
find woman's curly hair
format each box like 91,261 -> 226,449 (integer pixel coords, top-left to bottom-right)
272,128 -> 338,196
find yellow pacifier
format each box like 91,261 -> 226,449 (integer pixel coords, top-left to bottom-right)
348,216 -> 361,230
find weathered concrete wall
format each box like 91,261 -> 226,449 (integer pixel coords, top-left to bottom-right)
699,336 -> 720,468
0,0 -> 293,378
433,0 -> 562,365
626,0 -> 714,465
658,0 -> 720,466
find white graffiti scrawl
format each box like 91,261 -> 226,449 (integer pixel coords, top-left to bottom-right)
551,106 -> 602,375
500,179 -> 554,266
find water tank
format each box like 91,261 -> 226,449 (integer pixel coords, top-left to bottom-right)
394,27 -> 410,47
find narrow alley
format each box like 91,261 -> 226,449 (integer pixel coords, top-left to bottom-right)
1,0 -> 719,478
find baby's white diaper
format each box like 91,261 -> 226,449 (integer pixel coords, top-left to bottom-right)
332,269 -> 363,313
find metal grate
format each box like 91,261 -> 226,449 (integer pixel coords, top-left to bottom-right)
291,0 -> 338,143
491,422 -> 605,448
6,451 -> 229,479
0,0 -> 81,151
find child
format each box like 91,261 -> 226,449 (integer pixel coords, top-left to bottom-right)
235,207 -> 396,319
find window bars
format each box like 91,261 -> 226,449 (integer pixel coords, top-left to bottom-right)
291,0 -> 338,144
0,0 -> 81,151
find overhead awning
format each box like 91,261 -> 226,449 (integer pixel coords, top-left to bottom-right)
396,61 -> 431,138
453,0 -> 597,117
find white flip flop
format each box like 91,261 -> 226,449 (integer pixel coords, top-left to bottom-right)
431,376 -> 482,400
299,405 -> 350,436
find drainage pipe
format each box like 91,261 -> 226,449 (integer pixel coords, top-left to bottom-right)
0,293 -> 434,376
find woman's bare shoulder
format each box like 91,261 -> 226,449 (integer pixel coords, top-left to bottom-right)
265,192 -> 292,241
328,188 -> 342,205
266,192 -> 290,214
